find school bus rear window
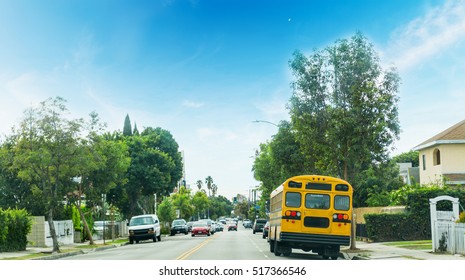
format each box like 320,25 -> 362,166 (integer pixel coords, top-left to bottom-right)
305,194 -> 330,209
306,182 -> 332,191
334,195 -> 350,210
285,192 -> 301,207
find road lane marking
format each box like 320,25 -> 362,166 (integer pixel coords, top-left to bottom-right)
247,233 -> 269,259
176,234 -> 217,260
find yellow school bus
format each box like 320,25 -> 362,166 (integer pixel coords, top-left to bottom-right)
268,175 -> 353,259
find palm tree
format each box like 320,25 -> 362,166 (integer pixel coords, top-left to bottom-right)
212,184 -> 218,197
205,176 -> 213,197
196,180 -> 203,191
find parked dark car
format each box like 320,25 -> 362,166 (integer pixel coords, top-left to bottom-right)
170,219 -> 188,236
262,221 -> 270,239
252,218 -> 268,234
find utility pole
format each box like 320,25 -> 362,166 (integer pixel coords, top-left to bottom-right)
350,213 -> 357,250
102,194 -> 106,245
154,193 -> 157,214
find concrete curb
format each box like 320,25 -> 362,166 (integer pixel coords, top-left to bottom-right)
351,255 -> 370,260
32,244 -> 121,260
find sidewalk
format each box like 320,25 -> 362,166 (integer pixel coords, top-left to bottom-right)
342,240 -> 465,260
0,239 -> 125,260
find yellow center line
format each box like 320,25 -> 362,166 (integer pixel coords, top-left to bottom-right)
176,234 -> 217,260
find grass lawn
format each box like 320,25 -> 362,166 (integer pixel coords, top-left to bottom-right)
383,240 -> 432,250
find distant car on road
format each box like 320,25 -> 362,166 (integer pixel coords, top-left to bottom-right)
187,221 -> 195,232
252,218 -> 267,234
191,221 -> 211,237
215,221 -> 224,231
227,222 -> 237,231
199,219 -> 215,234
170,219 -> 188,236
243,219 -> 252,228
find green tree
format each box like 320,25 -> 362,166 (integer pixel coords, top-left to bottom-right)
0,139 -> 45,214
234,200 -> 250,219
191,190 -> 209,220
353,159 -> 403,207
8,97 -> 87,252
288,32 -> 400,203
71,120 -> 130,244
253,120 -> 307,201
133,123 -> 139,136
157,196 -> 176,230
171,186 -> 193,219
123,127 -> 183,218
141,127 -> 183,190
208,195 -> 233,220
123,114 -> 132,136
392,151 -> 419,167
253,142 -> 282,201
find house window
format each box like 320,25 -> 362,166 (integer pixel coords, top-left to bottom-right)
433,149 -> 441,166
422,154 -> 426,170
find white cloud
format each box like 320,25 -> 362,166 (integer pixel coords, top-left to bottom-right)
182,99 -> 204,108
386,0 -> 465,71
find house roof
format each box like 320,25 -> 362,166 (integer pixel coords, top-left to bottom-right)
413,119 -> 465,151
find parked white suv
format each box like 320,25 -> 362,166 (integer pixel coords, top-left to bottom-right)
128,214 -> 161,244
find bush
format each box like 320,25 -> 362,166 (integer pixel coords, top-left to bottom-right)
365,213 -> 424,241
0,208 -> 32,252
457,212 -> 465,223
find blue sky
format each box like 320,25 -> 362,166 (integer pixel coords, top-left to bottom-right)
1,0 -> 465,200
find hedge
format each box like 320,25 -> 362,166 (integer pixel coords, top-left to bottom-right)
365,213 -> 425,241
0,208 -> 32,252
364,187 -> 465,242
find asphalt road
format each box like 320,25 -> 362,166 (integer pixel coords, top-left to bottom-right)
61,225 -> 329,260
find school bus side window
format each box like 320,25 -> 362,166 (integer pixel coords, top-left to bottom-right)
285,192 -> 301,207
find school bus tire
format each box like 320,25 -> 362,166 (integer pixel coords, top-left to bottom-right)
274,239 -> 281,256
282,246 -> 292,256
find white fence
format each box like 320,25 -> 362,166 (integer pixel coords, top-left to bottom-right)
429,196 -> 463,254
434,221 -> 465,255
45,220 -> 74,247
28,217 -> 128,247
92,221 -> 128,240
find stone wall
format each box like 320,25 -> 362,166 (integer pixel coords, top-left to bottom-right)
354,206 -> 406,224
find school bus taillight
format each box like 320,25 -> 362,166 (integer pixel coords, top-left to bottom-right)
333,213 -> 350,222
285,210 -> 301,217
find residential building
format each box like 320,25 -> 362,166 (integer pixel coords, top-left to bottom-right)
397,162 -> 419,185
413,119 -> 465,186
